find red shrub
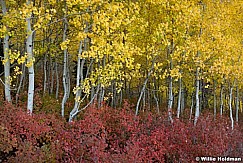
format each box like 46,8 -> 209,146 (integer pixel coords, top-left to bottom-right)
0,102 -> 242,162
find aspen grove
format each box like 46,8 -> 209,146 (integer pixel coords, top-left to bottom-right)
0,0 -> 243,162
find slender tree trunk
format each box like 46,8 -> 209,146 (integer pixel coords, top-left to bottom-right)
236,85 -> 239,122
16,63 -> 26,104
153,77 -> 159,113
142,88 -> 146,112
220,83 -> 224,116
90,62 -> 94,100
61,19 -> 68,117
119,86 -> 123,107
190,94 -> 194,121
85,58 -> 93,79
229,85 -> 234,130
168,43 -> 173,123
199,78 -> 203,112
22,65 -> 26,91
55,56 -> 59,99
168,75 -> 173,122
213,80 -> 217,119
194,12 -> 203,125
159,81 -> 163,108
50,58 -> 54,94
66,55 -> 71,99
69,85 -> 100,122
127,80 -> 131,99
26,0 -> 34,113
136,58 -> 155,115
98,86 -> 105,108
111,80 -> 116,108
1,0 -> 11,102
113,82 -> 117,108
43,53 -> 47,95
194,67 -> 200,125
177,77 -> 182,118
153,90 -> 159,114
181,84 -> 185,115
111,80 -> 114,107
48,54 -> 52,94
69,41 -> 84,121
98,56 -> 106,108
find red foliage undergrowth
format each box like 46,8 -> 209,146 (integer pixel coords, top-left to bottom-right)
0,102 -> 242,163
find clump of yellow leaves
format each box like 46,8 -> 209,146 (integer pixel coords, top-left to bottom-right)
25,57 -> 35,68
60,39 -> 70,50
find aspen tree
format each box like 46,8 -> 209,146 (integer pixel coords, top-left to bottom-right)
26,0 -> 35,113
177,76 -> 182,118
1,0 -> 242,122
69,41 -> 83,122
61,18 -> 68,117
0,0 -> 11,102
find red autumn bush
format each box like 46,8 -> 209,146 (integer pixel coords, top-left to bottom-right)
0,102 -> 242,162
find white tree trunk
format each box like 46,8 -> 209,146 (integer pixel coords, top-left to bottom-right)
69,85 -> 100,122
98,86 -> 105,108
220,84 -> 224,116
181,85 -> 185,114
26,0 -> 34,113
190,94 -> 194,121
1,0 -> 11,102
61,20 -> 68,117
168,75 -> 173,122
194,67 -> 200,125
167,42 -> 173,123
54,56 -> 59,99
194,17 -> 203,125
177,77 -> 182,118
135,58 -> 155,115
69,41 -> 83,121
229,85 -> 234,130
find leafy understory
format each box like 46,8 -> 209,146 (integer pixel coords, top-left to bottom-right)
0,102 -> 242,163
